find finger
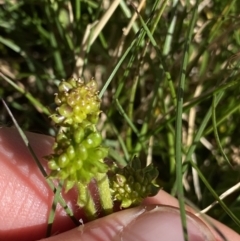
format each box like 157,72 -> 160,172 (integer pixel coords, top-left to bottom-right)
0,127 -> 82,241
144,191 -> 240,241
41,204 -> 215,241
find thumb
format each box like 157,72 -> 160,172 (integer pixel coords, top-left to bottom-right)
43,205 -> 215,241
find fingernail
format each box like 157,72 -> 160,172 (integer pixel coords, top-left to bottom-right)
115,205 -> 215,241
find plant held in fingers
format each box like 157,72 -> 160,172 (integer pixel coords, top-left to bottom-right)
47,78 -> 160,219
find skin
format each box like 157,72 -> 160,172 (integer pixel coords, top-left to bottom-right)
0,127 -> 239,241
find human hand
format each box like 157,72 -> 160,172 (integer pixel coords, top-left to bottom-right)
0,127 -> 239,241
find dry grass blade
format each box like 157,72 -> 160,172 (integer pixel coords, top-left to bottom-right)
199,182 -> 240,215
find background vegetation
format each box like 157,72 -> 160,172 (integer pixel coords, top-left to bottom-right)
1,0 -> 240,234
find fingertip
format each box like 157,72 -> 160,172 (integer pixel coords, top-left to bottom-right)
115,206 -> 215,241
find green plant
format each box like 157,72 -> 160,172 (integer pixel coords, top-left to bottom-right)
47,77 -> 159,219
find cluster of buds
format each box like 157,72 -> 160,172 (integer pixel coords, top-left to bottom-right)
47,78 -> 108,193
51,79 -> 100,126
110,157 -> 159,208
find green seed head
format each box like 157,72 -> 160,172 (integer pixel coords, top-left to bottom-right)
47,78 -> 109,189
47,77 -> 160,215
110,157 -> 159,208
48,128 -> 109,185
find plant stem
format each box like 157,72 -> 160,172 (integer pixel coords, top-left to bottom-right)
95,173 -> 113,215
77,182 -> 97,220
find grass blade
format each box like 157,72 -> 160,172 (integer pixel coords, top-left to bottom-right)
174,1 -> 199,240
